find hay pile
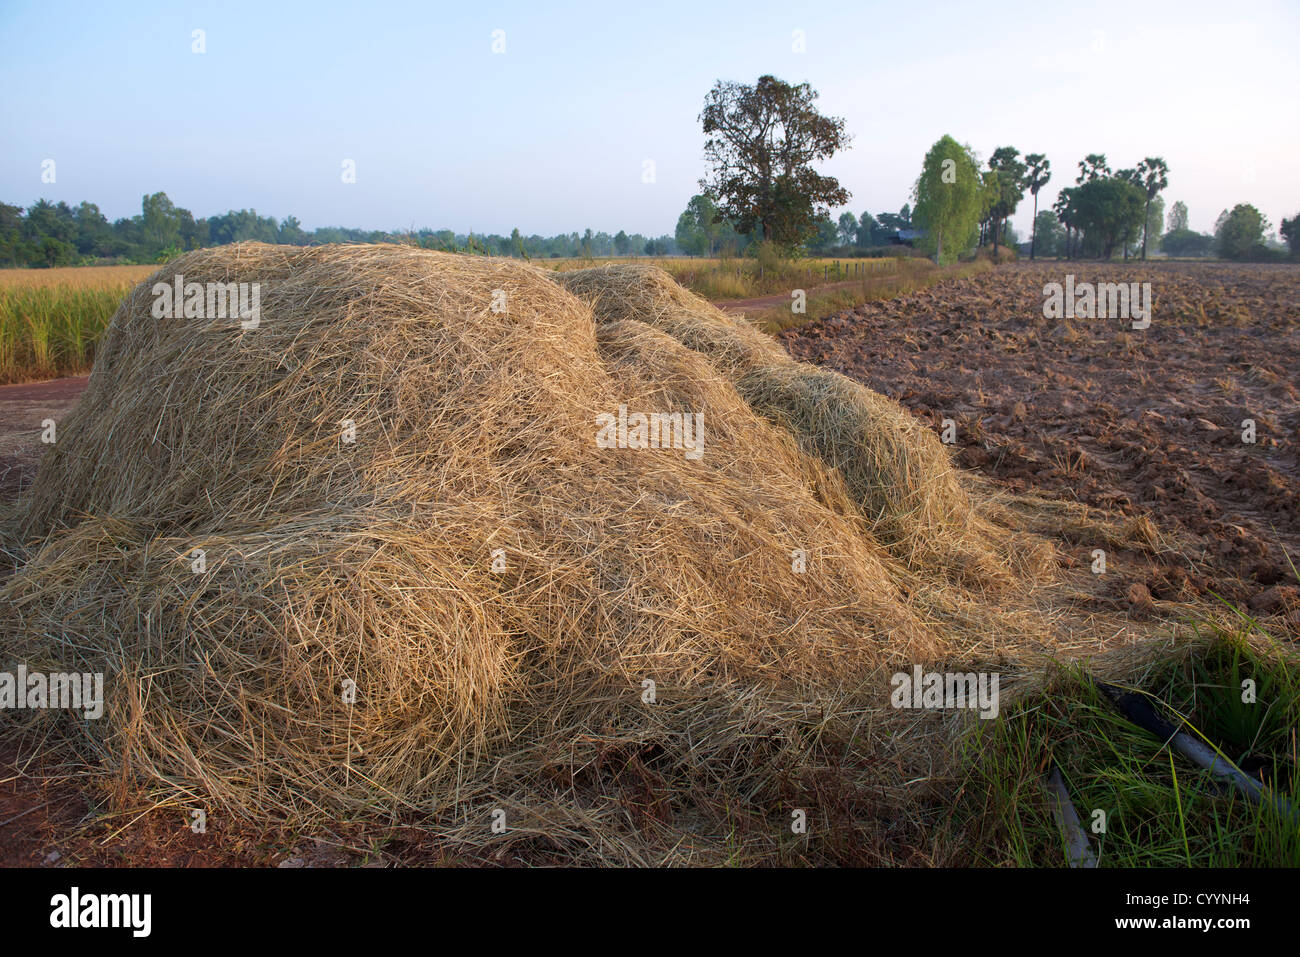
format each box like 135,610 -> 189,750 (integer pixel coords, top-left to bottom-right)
556,264 -> 1015,585
1,244 -> 1114,860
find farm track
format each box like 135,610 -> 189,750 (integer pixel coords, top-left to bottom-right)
713,277 -> 867,314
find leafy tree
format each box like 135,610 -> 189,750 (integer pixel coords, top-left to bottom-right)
986,147 -> 1027,255
676,209 -> 708,256
876,209 -> 911,236
1053,188 -> 1077,258
1031,209 -> 1065,258
1167,200 -> 1188,233
178,209 -> 208,250
1280,215 -> 1300,256
140,192 -> 185,257
1143,196 -> 1165,256
1113,170 -> 1143,258
1023,153 -> 1051,259
23,199 -> 77,246
207,208 -> 278,245
72,202 -> 111,256
1162,227 -> 1214,257
1215,204 -> 1269,260
0,203 -> 24,265
510,227 -> 528,259
911,134 -> 984,264
644,235 -> 677,256
614,230 -> 630,256
855,211 -> 879,247
699,75 -> 851,249
37,236 -> 77,266
837,211 -> 858,246
1068,177 -> 1146,258
278,215 -> 308,245
807,213 -> 841,252
676,194 -> 724,256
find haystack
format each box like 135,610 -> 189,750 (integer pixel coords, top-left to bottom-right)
555,264 -> 1012,584
0,244 -> 1144,859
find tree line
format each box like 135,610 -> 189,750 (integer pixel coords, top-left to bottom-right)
0,193 -> 680,268
689,75 -> 1298,264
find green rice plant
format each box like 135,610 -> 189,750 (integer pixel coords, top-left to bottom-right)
0,285 -> 126,383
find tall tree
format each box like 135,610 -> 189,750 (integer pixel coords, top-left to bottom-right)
1053,190 -> 1075,259
856,211 -> 879,247
1023,153 -> 1051,260
676,194 -> 723,256
699,75 -> 851,249
1076,153 -> 1111,184
1114,170 -> 1141,258
911,134 -> 984,264
1167,200 -> 1189,233
1143,196 -> 1165,257
986,147 -> 1027,255
140,192 -> 185,256
837,211 -> 858,247
1135,157 -> 1169,260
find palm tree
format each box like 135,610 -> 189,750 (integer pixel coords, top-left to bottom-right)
1054,189 -> 1075,260
1136,157 -> 1169,260
1024,154 -> 1051,260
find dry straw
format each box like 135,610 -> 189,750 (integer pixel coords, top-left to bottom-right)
555,264 -> 1013,586
0,244 -> 1189,862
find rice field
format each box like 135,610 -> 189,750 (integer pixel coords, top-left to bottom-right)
0,265 -> 151,384
0,257 -> 925,385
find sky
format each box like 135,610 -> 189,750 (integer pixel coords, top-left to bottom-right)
2,0 -> 1297,239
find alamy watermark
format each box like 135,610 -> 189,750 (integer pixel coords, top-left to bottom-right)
890,666 -> 999,719
152,274 -> 261,329
1043,275 -> 1151,329
595,404 -> 704,460
50,887 -> 150,937
1,665 -> 103,719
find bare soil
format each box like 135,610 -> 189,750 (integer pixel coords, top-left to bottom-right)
781,261 -> 1300,621
0,376 -> 86,507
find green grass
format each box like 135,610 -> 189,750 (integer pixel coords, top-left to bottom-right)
0,285 -> 125,384
956,628 -> 1300,867
749,258 -> 991,334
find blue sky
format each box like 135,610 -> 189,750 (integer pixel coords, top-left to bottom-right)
2,0 -> 1296,238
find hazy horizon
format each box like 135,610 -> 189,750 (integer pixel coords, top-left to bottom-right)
3,0 -> 1296,242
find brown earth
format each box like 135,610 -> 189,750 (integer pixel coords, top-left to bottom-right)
0,376 -> 86,509
781,261 -> 1300,622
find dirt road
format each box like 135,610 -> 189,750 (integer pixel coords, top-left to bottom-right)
713,277 -> 866,314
